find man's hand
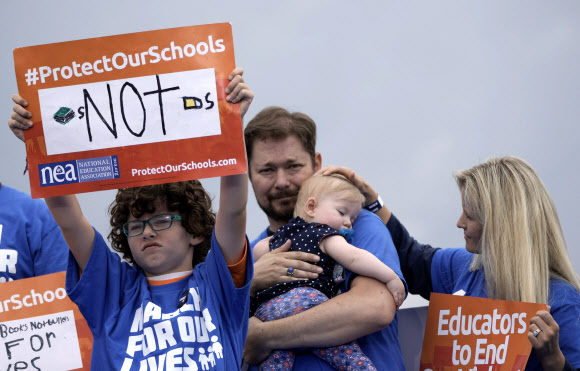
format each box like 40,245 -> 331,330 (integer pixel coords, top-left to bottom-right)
243,317 -> 271,365
250,240 -> 323,296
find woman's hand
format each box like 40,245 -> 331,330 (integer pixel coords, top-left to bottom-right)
528,306 -> 566,371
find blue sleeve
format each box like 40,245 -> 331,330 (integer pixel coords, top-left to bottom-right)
343,210 -> 407,294
32,199 -> 69,275
198,230 -> 253,332
548,280 -> 580,367
386,213 -> 439,298
430,247 -> 474,295
66,228 -> 141,339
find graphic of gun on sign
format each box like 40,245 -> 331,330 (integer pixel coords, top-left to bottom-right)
53,106 -> 75,124
182,93 -> 214,111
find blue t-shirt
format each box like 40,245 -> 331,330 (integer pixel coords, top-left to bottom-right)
0,185 -> 68,282
66,229 -> 253,370
432,247 -> 580,370
250,210 -> 408,370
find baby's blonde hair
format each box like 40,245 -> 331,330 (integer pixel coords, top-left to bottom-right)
294,174 -> 365,218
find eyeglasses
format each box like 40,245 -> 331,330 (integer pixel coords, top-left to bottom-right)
122,214 -> 183,237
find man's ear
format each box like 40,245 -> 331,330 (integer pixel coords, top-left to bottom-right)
314,152 -> 322,172
190,236 -> 205,246
304,197 -> 318,218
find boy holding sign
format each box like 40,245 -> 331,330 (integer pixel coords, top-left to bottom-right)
8,69 -> 254,370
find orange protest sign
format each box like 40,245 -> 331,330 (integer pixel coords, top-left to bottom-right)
0,272 -> 92,370
420,293 -> 546,371
13,23 -> 245,198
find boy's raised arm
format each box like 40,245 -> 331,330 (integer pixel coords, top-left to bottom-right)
215,174 -> 248,264
9,94 -> 95,270
215,68 -> 253,264
45,195 -> 95,270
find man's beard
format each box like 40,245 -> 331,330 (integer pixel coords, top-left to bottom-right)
258,192 -> 297,224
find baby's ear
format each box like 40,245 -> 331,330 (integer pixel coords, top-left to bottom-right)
190,236 -> 205,246
304,197 -> 318,218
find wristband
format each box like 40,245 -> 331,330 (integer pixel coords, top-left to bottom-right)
364,195 -> 384,213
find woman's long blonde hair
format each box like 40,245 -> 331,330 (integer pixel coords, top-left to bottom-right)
454,156 -> 580,303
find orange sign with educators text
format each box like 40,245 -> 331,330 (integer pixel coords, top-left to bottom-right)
420,293 -> 546,371
14,23 -> 246,198
0,272 -> 92,370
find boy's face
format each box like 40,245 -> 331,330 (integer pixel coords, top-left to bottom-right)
127,199 -> 203,277
311,193 -> 362,231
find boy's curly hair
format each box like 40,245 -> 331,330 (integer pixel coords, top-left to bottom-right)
108,180 -> 216,268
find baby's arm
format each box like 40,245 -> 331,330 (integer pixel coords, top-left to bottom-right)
321,235 -> 405,306
9,95 -> 95,271
253,237 -> 272,261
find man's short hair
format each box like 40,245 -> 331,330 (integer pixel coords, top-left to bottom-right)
244,106 -> 317,167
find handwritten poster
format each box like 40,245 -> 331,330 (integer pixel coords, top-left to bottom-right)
13,23 -> 246,198
0,272 -> 92,370
420,293 -> 546,371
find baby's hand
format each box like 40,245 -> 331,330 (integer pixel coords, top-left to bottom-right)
386,278 -> 405,308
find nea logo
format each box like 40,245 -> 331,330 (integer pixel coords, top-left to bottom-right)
38,160 -> 79,187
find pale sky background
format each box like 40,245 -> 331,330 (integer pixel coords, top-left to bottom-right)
1,0 -> 579,309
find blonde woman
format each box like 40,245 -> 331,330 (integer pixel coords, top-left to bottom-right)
319,157 -> 580,371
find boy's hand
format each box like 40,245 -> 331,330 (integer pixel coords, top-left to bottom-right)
226,68 -> 253,119
386,278 -> 405,308
8,94 -> 33,142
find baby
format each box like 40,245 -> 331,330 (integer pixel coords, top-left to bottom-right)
252,174 -> 405,371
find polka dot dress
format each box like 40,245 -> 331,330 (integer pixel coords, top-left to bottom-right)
250,217 -> 342,316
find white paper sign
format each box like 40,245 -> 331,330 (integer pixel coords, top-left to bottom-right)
0,310 -> 83,370
38,68 -> 221,155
